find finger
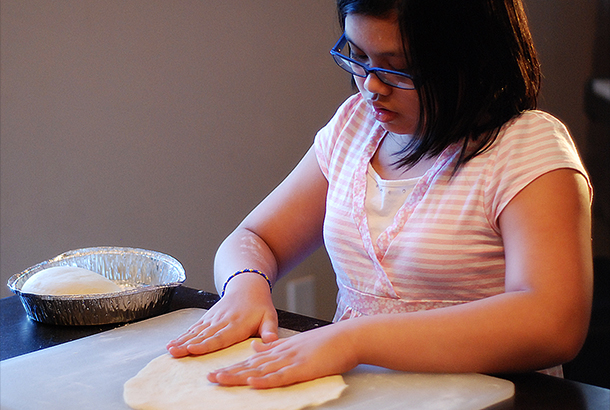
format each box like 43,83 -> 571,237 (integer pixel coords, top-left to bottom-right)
214,358 -> 304,389
167,321 -> 232,357
209,357 -> 282,386
246,365 -> 304,389
185,323 -> 251,356
207,360 -> 257,385
251,338 -> 284,353
167,333 -> 212,357
166,330 -> 203,350
167,344 -> 197,358
185,335 -> 228,356
183,318 -> 207,333
167,320 -> 212,347
207,367 -> 254,386
167,325 -> 215,348
259,318 -> 279,344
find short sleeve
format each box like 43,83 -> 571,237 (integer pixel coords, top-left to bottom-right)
314,93 -> 365,179
485,111 -> 591,231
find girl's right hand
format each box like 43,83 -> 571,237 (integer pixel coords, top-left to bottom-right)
166,274 -> 278,357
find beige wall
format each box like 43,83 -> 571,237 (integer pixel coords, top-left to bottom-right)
525,1 -> 597,154
0,0 -> 351,319
0,1 -> 598,321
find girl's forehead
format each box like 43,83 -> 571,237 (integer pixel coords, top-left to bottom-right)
344,14 -> 404,55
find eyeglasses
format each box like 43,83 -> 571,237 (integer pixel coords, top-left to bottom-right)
330,34 -> 416,90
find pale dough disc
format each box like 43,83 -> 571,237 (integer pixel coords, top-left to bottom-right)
123,339 -> 347,410
21,266 -> 122,295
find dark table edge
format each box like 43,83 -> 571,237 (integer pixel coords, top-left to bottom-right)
2,286 -> 608,410
0,286 -> 330,361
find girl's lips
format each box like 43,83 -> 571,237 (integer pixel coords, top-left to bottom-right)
371,105 -> 397,123
371,104 -> 398,123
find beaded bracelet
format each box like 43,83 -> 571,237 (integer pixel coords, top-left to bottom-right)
221,268 -> 273,298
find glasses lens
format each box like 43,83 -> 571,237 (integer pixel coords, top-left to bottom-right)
331,40 -> 416,90
332,54 -> 367,77
377,71 -> 415,90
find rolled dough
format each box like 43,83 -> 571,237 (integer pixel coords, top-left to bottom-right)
21,266 -> 122,295
123,339 -> 347,410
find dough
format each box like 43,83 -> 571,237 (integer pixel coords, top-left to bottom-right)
21,266 -> 122,295
123,339 -> 347,410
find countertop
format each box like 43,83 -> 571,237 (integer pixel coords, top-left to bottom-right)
2,286 -> 609,409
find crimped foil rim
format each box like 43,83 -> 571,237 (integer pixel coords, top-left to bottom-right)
6,246 -> 186,325
8,246 -> 185,298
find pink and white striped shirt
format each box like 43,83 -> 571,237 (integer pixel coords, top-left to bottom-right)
314,93 -> 590,322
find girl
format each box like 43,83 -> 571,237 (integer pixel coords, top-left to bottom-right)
167,0 -> 593,389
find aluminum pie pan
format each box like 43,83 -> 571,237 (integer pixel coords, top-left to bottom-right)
7,247 -> 186,326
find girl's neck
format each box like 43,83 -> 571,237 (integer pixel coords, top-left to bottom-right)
370,132 -> 436,180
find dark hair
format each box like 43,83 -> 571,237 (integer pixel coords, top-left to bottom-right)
336,0 -> 541,172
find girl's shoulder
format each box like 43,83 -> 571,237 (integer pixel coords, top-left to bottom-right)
492,110 -> 576,154
502,110 -> 570,137
333,93 -> 370,125
314,93 -> 379,177
473,110 -> 590,229
315,93 -> 377,151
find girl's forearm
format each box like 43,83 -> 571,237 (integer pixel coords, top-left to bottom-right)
213,228 -> 280,295
342,290 -> 589,374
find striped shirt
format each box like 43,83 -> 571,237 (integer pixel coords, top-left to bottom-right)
314,93 -> 590,322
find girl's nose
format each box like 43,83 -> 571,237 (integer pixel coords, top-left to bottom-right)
363,72 -> 392,96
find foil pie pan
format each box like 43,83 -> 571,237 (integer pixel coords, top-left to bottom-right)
7,247 -> 186,326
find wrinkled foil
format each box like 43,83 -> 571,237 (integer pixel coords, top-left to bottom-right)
7,247 -> 186,326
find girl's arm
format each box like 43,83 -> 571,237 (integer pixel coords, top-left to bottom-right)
208,168 -> 593,388
167,147 -> 328,357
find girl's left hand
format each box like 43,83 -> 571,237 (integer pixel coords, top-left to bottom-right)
207,323 -> 358,389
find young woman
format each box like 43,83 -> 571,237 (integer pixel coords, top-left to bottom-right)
167,0 -> 593,389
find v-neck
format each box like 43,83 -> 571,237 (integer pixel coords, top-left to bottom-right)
351,126 -> 460,262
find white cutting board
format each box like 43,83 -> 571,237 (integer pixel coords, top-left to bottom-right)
0,308 -> 513,410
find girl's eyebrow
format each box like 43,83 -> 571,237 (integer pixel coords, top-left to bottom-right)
344,34 -> 402,58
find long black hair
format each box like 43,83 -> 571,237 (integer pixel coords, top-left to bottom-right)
336,0 -> 541,172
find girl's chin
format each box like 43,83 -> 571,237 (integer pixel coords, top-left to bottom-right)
379,123 -> 416,135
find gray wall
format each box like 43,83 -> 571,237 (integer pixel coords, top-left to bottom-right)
526,1 -> 597,154
0,1 -> 598,321
0,0 -> 351,319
